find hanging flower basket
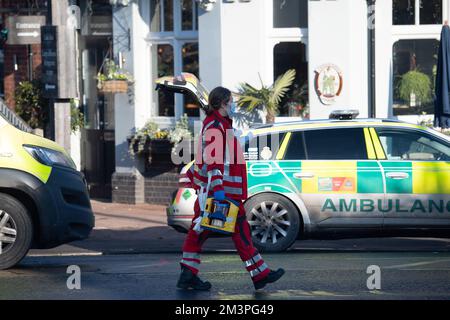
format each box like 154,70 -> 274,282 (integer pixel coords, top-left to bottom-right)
96,59 -> 133,94
98,80 -> 128,93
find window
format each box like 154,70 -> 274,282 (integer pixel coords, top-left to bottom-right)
244,133 -> 286,161
150,0 -> 199,119
376,129 -> 450,161
182,42 -> 199,117
154,44 -> 175,116
420,0 -> 442,25
303,128 -> 368,160
151,0 -> 173,32
182,0 -> 198,31
393,0 -> 415,25
393,0 -> 442,25
392,39 -> 439,115
273,42 -> 308,117
284,131 -> 307,160
273,0 -> 308,28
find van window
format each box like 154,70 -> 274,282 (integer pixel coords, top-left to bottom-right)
244,132 -> 286,161
376,129 -> 450,161
298,128 -> 368,160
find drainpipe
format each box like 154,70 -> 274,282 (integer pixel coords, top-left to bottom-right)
367,0 -> 376,118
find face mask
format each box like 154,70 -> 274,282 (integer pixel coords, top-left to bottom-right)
226,101 -> 237,117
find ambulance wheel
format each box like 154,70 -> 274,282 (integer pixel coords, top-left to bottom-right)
0,194 -> 33,270
245,194 -> 300,252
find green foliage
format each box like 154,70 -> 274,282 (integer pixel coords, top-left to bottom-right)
70,99 -> 84,133
284,83 -> 309,118
128,115 -> 195,156
170,114 -> 193,154
14,80 -> 48,129
237,69 -> 296,123
128,120 -> 170,156
398,70 -> 432,105
97,59 -> 133,89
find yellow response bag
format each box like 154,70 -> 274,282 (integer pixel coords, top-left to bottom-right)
200,198 -> 240,235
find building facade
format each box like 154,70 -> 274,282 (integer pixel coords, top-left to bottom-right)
109,0 -> 447,204
2,1 -> 443,204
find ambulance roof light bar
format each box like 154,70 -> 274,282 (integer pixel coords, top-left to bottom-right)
329,110 -> 360,120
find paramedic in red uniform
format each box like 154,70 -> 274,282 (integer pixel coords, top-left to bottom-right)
176,87 -> 285,291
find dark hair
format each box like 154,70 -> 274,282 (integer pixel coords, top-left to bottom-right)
205,86 -> 231,115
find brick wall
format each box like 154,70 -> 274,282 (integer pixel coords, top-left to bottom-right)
112,172 -> 145,205
3,44 -> 42,108
144,171 -> 179,205
111,169 -> 181,206
1,0 -> 45,108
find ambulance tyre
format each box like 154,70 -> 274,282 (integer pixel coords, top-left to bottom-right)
245,194 -> 300,252
0,193 -> 33,270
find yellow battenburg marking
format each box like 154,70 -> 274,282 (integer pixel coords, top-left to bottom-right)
412,162 -> 450,194
369,128 -> 386,159
276,132 -> 292,160
364,128 -> 376,160
0,123 -> 53,183
301,161 -> 357,194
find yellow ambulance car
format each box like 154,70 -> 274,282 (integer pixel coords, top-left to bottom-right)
160,73 -> 450,252
0,105 -> 94,269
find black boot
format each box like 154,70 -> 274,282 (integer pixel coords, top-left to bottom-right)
254,268 -> 285,290
177,266 -> 212,291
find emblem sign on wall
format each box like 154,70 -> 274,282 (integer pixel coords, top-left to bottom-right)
314,64 -> 344,105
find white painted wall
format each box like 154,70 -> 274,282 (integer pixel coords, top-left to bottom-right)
70,130 -> 81,171
308,0 -> 368,120
375,0 -> 393,119
199,0 -> 268,127
113,1 -> 151,173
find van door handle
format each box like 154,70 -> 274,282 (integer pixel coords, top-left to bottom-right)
294,172 -> 315,179
386,172 -> 409,180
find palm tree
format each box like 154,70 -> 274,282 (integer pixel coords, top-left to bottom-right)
237,69 -> 296,123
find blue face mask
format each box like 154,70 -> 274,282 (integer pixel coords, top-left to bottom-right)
227,102 -> 237,117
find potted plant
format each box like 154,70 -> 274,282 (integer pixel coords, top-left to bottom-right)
169,114 -> 194,158
97,59 -> 133,94
237,69 -> 296,123
284,83 -> 309,119
398,70 -> 432,111
14,80 -> 48,130
127,120 -> 172,164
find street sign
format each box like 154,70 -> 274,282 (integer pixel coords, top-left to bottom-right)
5,16 -> 46,45
83,16 -> 112,36
41,26 -> 58,98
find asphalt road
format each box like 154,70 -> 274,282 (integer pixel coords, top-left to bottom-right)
1,249 -> 450,300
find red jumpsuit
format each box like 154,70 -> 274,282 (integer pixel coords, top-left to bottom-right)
179,110 -> 270,284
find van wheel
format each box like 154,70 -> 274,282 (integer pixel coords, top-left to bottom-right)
0,194 -> 33,270
245,194 -> 300,252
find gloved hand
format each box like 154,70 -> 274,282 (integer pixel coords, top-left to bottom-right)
214,190 -> 225,201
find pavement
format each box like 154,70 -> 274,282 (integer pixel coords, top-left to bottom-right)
28,199 -> 450,257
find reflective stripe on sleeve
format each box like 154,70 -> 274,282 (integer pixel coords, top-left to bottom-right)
224,186 -> 243,195
210,178 -> 223,189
